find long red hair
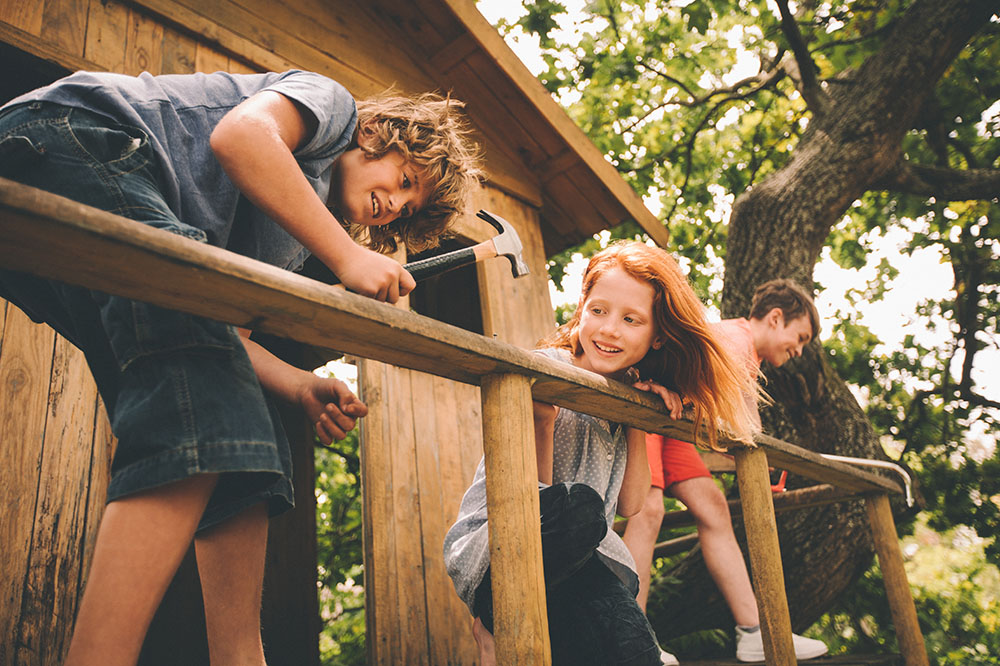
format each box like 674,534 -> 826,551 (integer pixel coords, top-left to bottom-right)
539,241 -> 757,449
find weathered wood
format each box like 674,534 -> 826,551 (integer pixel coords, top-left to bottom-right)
754,433 -> 901,494
82,0 -> 127,72
40,0 -> 89,57
123,6 -> 164,76
387,366 -> 431,665
865,495 -> 929,666
14,335 -> 98,666
0,0 -> 43,36
359,360 -> 399,664
0,307 -> 56,666
610,483 -> 859,539
733,446 -> 795,666
0,179 -> 905,498
480,373 -> 549,665
0,10 -> 97,72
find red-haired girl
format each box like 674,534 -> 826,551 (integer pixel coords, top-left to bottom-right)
445,241 -> 757,665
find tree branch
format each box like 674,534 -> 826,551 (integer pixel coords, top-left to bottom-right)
774,0 -> 833,115
873,160 -> 1000,201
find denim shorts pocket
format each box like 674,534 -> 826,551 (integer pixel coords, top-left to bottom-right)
66,116 -> 152,176
0,134 -> 46,177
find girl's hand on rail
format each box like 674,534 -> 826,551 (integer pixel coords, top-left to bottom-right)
632,379 -> 684,420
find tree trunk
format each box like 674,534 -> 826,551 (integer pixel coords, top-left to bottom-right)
647,0 -> 996,643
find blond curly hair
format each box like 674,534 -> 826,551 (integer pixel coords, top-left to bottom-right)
351,92 -> 483,254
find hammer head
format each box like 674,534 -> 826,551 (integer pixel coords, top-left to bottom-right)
476,210 -> 530,278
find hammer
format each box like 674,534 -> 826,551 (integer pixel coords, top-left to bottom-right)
403,210 -> 530,282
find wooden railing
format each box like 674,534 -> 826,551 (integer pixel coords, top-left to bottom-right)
0,178 -> 928,665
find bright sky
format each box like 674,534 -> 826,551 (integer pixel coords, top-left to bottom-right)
476,0 -> 998,451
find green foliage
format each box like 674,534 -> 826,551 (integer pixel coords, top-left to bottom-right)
483,0 -> 1000,655
315,430 -> 366,664
814,516 -> 1000,664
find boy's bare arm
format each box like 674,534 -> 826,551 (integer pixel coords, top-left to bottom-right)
236,329 -> 367,444
532,400 -> 557,485
618,427 -> 652,517
210,90 -> 413,303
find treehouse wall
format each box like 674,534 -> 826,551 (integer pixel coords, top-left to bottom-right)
1,1 -> 554,664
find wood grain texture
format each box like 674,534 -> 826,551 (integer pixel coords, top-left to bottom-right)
865,495 -> 929,666
83,0 -> 127,72
480,373 -> 549,665
0,308 -> 56,666
733,446 -> 796,666
0,179 -> 905,498
13,335 -> 97,666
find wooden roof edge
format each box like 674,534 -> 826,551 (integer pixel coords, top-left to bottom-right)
438,0 -> 670,249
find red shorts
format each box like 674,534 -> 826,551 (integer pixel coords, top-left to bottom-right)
646,433 -> 711,491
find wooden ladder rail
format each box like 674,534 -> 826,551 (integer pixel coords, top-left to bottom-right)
0,179 -> 927,665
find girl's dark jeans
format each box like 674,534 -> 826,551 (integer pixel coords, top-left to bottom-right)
473,482 -> 661,666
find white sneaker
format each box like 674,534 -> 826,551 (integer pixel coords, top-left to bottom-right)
735,626 -> 828,662
659,648 -> 679,665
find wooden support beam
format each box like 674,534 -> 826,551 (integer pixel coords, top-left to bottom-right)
733,446 -> 795,666
480,373 -> 550,665
865,495 -> 929,666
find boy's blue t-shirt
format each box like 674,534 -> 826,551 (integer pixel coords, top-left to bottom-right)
6,70 -> 357,271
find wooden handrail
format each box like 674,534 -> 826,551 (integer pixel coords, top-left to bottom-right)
1,178 -> 924,664
0,178 -> 902,496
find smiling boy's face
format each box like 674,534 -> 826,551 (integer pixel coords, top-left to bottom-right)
330,145 -> 432,227
757,310 -> 813,367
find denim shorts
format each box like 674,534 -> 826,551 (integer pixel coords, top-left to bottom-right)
474,483 -> 661,666
0,101 -> 293,530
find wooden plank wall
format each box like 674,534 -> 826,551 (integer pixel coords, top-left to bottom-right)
0,1 -> 285,664
360,193 -> 553,665
0,303 -> 115,666
1,0 -> 552,663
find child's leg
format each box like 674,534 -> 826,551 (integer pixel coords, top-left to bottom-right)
548,558 -> 661,666
64,473 -> 219,666
194,502 -> 269,666
621,486 -> 666,610
471,617 -> 496,666
671,477 -> 759,626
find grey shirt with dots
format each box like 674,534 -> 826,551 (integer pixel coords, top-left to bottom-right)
443,347 -> 640,613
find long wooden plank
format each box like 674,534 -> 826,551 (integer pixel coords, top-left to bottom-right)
0,18 -> 98,73
865,495 -> 929,666
733,446 -> 796,666
359,359 -> 401,665
481,373 -> 549,665
40,0 -> 89,58
0,308 -> 57,666
14,335 -> 98,666
0,179 -> 902,496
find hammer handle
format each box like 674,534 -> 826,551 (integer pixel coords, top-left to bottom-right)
403,246 -> 478,282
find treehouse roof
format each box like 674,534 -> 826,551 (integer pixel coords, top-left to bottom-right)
372,0 -> 668,254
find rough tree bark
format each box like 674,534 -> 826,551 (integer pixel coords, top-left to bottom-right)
648,0 -> 999,642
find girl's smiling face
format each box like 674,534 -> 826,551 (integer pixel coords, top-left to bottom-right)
574,267 -> 662,380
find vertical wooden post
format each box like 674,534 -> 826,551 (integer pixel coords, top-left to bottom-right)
480,373 -> 550,665
733,445 -> 795,666
865,494 -> 929,666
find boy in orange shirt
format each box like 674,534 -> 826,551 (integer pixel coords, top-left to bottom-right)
623,279 -> 828,664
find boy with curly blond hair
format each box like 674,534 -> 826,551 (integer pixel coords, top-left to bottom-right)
0,69 -> 481,665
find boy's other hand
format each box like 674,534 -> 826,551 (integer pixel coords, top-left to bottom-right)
298,374 -> 369,445
633,380 -> 684,420
335,246 -> 416,303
